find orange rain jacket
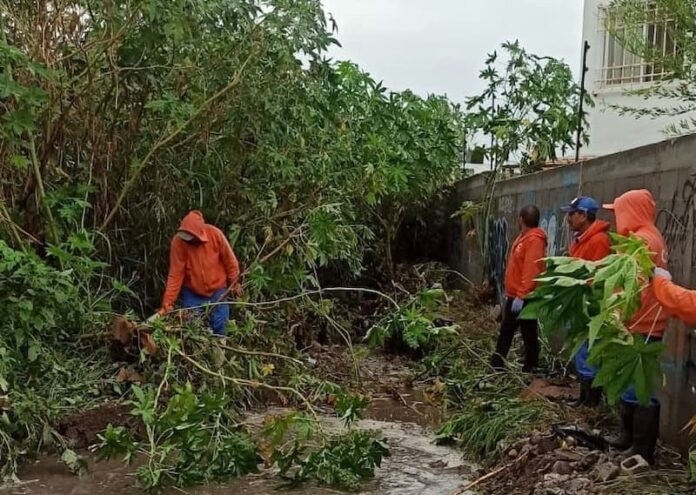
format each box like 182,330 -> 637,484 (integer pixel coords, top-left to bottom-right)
653,277 -> 696,327
160,211 -> 240,313
504,227 -> 548,299
605,190 -> 669,337
569,220 -> 611,261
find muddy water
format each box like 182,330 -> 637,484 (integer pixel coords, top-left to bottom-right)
1,350 -> 477,495
1,402 -> 475,495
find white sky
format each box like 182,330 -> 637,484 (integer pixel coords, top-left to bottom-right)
321,0 -> 585,103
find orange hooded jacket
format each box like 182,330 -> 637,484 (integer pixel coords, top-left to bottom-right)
569,220 -> 611,261
605,190 -> 668,337
504,227 -> 548,299
159,211 -> 240,313
653,276 -> 696,326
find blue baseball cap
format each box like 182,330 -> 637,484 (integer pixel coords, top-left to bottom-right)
560,196 -> 599,214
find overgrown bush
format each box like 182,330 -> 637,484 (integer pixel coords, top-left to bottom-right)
0,240 -> 120,479
366,287 -> 457,352
1,0 -> 464,308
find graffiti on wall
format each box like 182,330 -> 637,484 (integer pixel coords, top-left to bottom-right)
488,217 -> 509,303
657,174 -> 696,269
499,195 -> 514,215
540,210 -> 572,257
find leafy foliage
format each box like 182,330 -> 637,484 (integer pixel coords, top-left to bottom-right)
334,392 -> 370,427
1,0 -> 464,302
259,409 -> 389,491
0,240 -> 122,480
465,40 -> 591,173
604,0 -> 696,134
521,234 -> 663,405
366,287 -> 457,351
97,381 -> 261,491
293,430 -> 389,491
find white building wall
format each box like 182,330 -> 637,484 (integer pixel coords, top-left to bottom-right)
582,0 -> 692,157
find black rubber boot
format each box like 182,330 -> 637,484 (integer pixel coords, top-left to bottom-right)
622,404 -> 660,465
570,378 -> 589,408
586,382 -> 603,407
606,401 -> 636,449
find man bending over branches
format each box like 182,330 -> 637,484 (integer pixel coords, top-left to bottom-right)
149,210 -> 241,337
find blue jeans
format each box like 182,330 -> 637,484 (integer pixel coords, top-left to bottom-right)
180,287 -> 229,336
621,386 -> 659,406
574,340 -> 597,380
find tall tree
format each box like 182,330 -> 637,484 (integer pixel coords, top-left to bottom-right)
465,40 -> 591,174
605,0 -> 696,134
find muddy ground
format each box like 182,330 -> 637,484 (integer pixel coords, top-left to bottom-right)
1,297 -> 694,495
0,353 -> 477,495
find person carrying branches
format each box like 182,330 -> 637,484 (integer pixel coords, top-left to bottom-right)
490,205 -> 547,372
561,196 -> 612,408
149,211 -> 242,337
603,189 -> 668,465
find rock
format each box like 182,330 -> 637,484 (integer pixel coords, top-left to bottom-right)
535,435 -> 559,455
565,436 -> 577,447
621,455 -> 650,475
521,442 -> 536,456
552,461 -> 574,476
429,459 -> 447,468
564,477 -> 593,493
543,473 -> 569,483
553,448 -> 583,462
508,449 -> 519,459
591,461 -> 620,482
579,450 -> 602,469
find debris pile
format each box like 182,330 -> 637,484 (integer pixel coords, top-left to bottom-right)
476,424 -> 687,495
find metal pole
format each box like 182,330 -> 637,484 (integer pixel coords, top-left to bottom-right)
490,93 -> 496,170
575,41 -> 590,163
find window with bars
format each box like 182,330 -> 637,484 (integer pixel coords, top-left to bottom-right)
599,5 -> 678,86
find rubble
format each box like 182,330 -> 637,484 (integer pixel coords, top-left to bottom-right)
591,461 -> 620,482
476,422 -> 656,494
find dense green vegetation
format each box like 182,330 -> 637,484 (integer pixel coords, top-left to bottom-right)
0,0 -> 598,491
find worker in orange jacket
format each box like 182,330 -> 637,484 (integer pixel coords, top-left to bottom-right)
603,189 -> 668,465
490,205 -> 547,372
652,269 -> 696,326
561,197 -> 612,408
150,211 -> 241,336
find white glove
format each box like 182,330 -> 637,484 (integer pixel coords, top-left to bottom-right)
654,267 -> 672,281
146,313 -> 161,323
511,297 -> 524,314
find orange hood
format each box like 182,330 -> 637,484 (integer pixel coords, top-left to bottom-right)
179,210 -> 209,242
607,190 -> 656,235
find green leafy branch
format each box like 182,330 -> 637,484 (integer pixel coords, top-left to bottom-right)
521,234 -> 663,405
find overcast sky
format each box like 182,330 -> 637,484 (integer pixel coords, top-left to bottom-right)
321,0 -> 585,103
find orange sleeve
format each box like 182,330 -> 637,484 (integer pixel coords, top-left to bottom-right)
520,237 -> 546,298
218,230 -> 240,286
160,238 -> 186,313
653,276 -> 696,326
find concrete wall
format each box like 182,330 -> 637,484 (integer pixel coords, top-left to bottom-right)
450,134 -> 696,450
581,0 -> 696,157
